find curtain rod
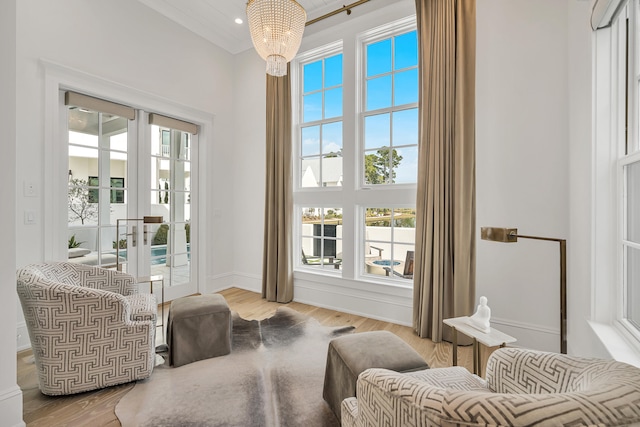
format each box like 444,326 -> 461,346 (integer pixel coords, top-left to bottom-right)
306,0 -> 371,26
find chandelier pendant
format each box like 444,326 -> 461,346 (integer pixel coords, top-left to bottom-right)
246,0 -> 307,77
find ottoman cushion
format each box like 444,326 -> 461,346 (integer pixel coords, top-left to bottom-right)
167,294 -> 231,367
323,330 -> 429,419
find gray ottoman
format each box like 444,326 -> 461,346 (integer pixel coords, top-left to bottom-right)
167,294 -> 232,367
323,330 -> 429,419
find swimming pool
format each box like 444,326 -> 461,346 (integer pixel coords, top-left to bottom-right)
117,244 -> 191,265
371,259 -> 400,267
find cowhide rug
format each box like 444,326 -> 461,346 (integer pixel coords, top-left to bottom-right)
115,307 -> 355,427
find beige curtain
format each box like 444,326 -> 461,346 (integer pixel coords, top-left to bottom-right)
262,68 -> 294,303
413,0 -> 476,341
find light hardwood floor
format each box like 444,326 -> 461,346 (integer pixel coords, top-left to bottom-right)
18,287 -> 493,426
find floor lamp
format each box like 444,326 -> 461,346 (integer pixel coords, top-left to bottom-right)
480,227 -> 567,354
116,215 -> 164,272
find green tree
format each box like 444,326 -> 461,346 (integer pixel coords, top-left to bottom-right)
68,178 -> 98,225
364,147 -> 403,184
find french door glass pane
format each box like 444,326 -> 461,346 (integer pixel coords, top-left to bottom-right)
68,107 -> 128,269
150,126 -> 192,287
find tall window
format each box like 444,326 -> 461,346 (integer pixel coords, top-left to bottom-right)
294,17 -> 417,284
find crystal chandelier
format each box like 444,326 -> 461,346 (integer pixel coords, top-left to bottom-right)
246,0 -> 307,77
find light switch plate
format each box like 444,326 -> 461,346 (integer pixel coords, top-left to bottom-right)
24,209 -> 36,225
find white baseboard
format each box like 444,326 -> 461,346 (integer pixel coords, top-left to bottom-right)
294,279 -> 413,326
490,317 -> 561,352
230,272 -> 261,293
203,272 -> 236,294
0,386 -> 24,427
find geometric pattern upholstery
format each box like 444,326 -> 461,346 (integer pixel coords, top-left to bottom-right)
342,347 -> 640,427
17,262 -> 157,396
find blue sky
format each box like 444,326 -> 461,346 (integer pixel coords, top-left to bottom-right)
302,30 -> 418,185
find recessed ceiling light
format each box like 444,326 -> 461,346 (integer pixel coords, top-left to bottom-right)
235,18 -> 243,24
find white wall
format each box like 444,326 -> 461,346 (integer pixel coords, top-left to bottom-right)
1,1 -> 24,424
476,0 -> 572,352
230,48 -> 266,291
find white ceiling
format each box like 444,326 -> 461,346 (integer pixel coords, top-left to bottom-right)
135,0 -> 352,54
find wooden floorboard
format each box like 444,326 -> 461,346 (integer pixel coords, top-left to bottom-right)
18,287 -> 491,426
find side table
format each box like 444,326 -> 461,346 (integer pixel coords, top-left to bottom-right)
443,316 -> 516,377
137,275 -> 167,353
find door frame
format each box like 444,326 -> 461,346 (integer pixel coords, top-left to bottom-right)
44,60 -> 212,301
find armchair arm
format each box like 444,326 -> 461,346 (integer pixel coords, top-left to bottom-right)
125,293 -> 157,322
441,385 -> 640,427
341,398 -> 359,427
347,368 -> 492,427
352,368 -> 451,427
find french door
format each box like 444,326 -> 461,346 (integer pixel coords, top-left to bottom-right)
65,92 -> 197,299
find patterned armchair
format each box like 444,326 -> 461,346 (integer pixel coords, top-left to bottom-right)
342,347 -> 640,427
17,262 -> 157,395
